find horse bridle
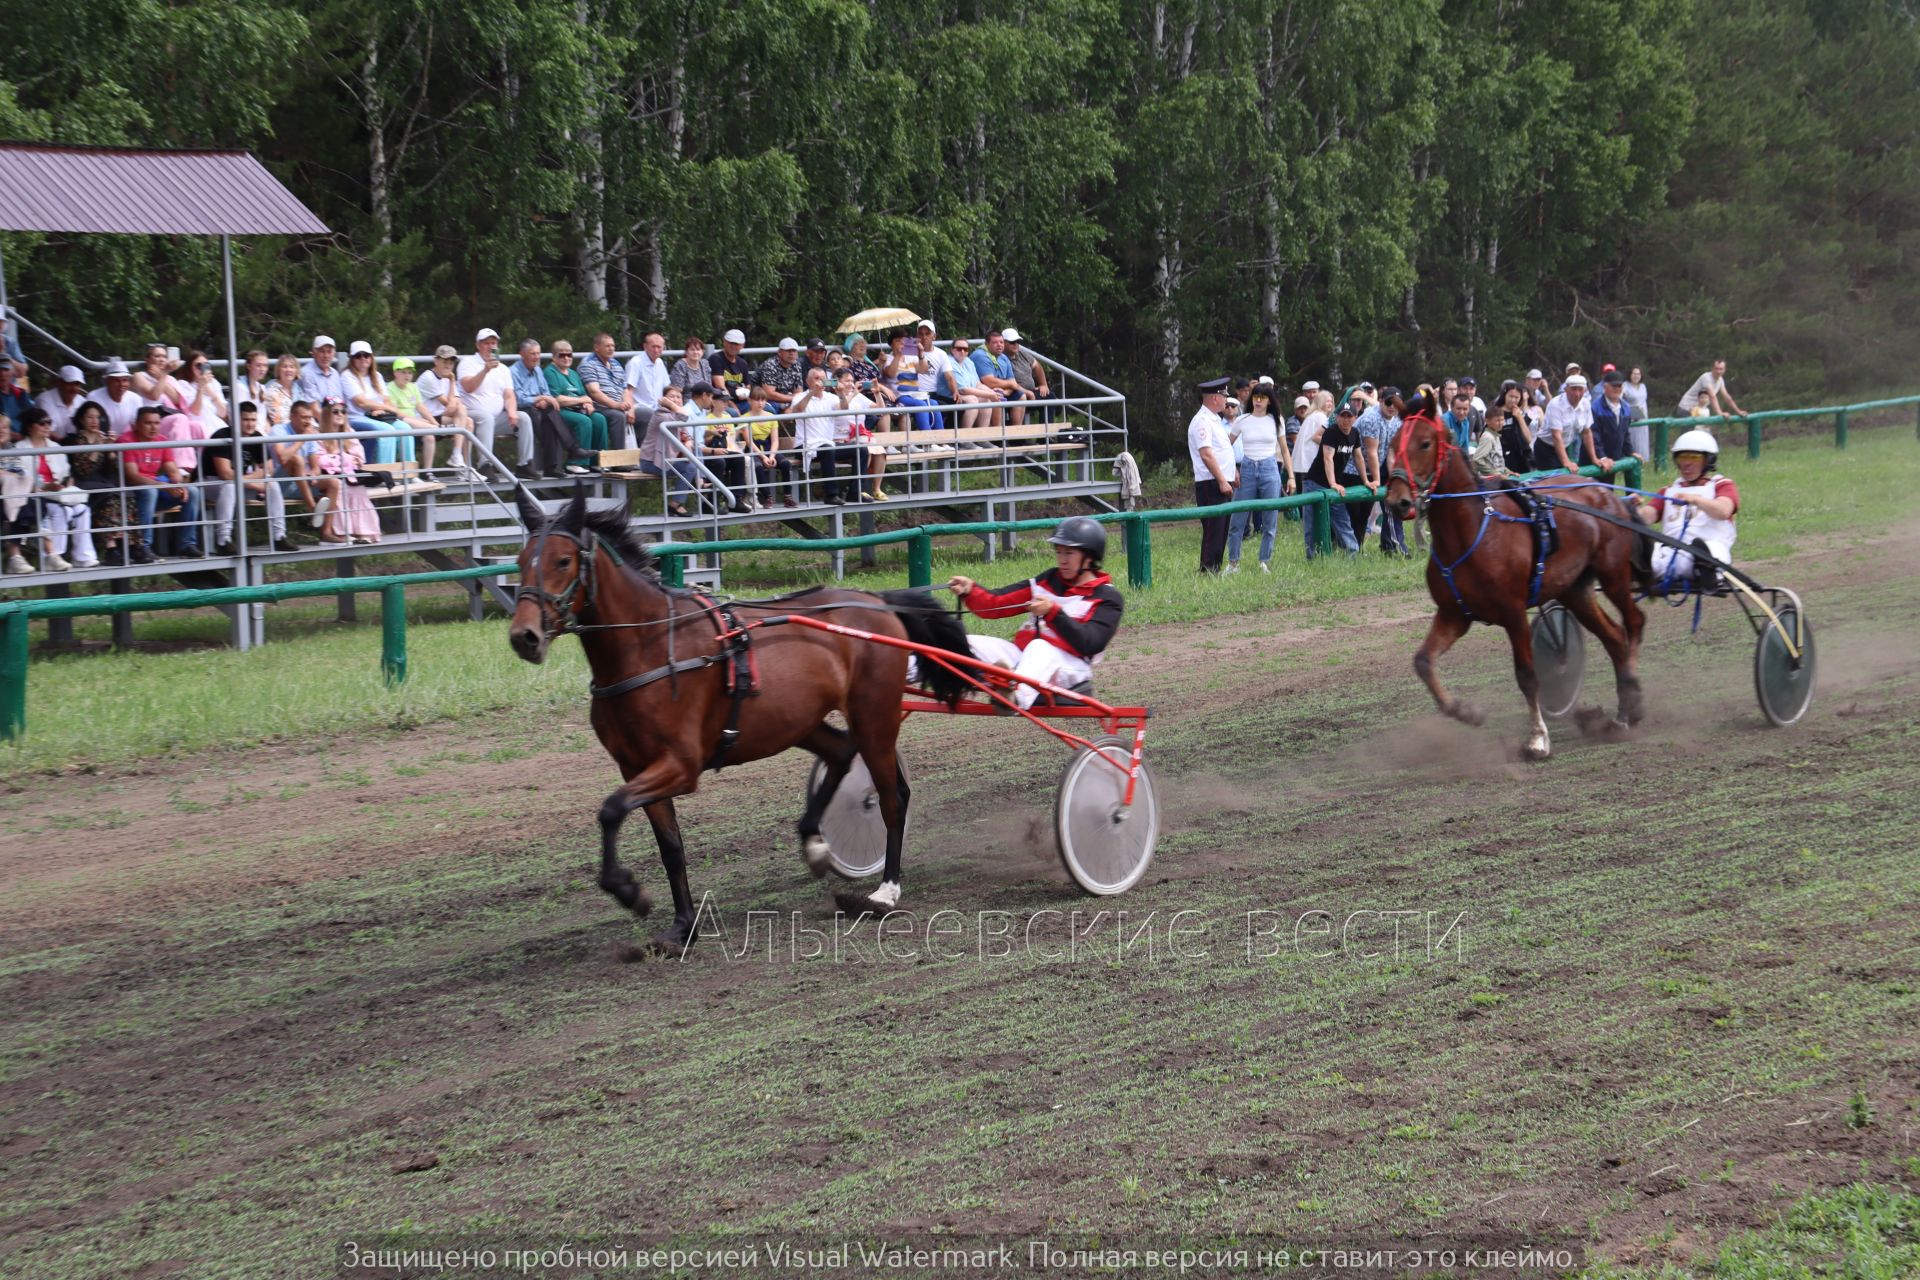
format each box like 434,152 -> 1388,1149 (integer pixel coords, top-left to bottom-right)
1389,419 -> 1453,513
515,526 -> 598,641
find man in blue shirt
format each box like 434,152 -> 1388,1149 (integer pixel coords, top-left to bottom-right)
970,332 -> 1024,427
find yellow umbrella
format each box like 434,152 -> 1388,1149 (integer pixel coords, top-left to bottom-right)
836,307 -> 921,335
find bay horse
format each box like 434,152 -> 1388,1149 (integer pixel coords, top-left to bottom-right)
1384,405 -> 1648,759
509,488 -> 972,954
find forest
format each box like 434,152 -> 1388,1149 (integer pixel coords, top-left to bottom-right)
1,0 -> 1914,454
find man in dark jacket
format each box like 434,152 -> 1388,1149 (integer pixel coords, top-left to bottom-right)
947,516 -> 1122,708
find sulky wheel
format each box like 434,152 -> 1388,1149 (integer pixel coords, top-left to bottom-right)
1754,604 -> 1816,727
1532,601 -> 1587,719
1055,735 -> 1159,896
804,755 -> 909,880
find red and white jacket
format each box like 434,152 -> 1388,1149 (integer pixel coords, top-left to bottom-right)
961,568 -> 1124,662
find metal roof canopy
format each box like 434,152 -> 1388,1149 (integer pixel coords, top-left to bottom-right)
0,141 -> 328,397
0,141 -> 328,236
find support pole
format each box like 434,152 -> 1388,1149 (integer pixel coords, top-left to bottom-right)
1124,514 -> 1152,589
1652,420 -> 1669,471
1317,491 -> 1333,557
0,611 -> 27,741
907,531 -> 932,588
221,235 -> 242,414
1746,416 -> 1762,461
381,584 -> 407,685
1835,409 -> 1848,450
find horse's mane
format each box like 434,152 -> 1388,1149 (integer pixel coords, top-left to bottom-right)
577,505 -> 663,582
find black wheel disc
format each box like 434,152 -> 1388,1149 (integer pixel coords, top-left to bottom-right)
1755,605 -> 1815,727
1532,602 -> 1587,719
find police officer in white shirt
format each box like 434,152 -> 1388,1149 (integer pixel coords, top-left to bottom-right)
1188,377 -> 1237,573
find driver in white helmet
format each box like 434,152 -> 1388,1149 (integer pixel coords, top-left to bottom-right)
1634,428 -> 1739,588
947,516 -> 1124,709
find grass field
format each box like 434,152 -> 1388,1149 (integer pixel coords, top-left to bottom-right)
0,429 -> 1915,1279
7,426 -> 1918,775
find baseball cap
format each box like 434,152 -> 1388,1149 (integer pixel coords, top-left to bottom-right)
1526,368 -> 1544,380
1358,380 -> 1375,392
391,357 -> 416,372
104,359 -> 130,378
1601,362 -> 1618,374
806,337 -> 826,351
1337,404 -> 1357,418
1564,374 -> 1588,389
476,327 -> 500,343
917,319 -> 936,334
348,340 -> 373,356
1458,375 -> 1477,386
1565,362 -> 1581,375
312,334 -> 336,349
1294,396 -> 1310,409
1301,380 -> 1320,392
57,365 -> 85,384
1001,327 -> 1023,343
434,344 -> 458,361
688,380 -> 716,396
1602,370 -> 1624,385
722,328 -> 746,345
777,337 -> 799,352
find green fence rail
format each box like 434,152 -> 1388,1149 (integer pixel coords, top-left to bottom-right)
0,459 -> 1646,742
1638,392 -> 1920,466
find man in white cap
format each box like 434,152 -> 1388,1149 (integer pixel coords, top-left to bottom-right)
299,336 -> 346,407
86,359 -> 142,435
1002,327 -> 1049,423
1536,373 -> 1596,472
455,328 -> 517,481
749,337 -> 806,411
706,328 -> 753,410
915,320 -> 956,424
1524,368 -> 1550,410
36,366 -> 90,439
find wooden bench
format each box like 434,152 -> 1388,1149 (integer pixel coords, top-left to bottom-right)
362,460 -> 448,500
860,423 -> 1095,492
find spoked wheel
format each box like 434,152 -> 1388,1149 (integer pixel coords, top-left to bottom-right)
804,755 -> 909,880
1755,604 -> 1816,727
1055,735 -> 1159,896
1532,602 -> 1587,719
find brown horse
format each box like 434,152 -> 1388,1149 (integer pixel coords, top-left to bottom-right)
509,488 -> 972,954
1384,408 -> 1648,759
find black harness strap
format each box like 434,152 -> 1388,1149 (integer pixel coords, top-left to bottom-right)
590,654 -> 729,701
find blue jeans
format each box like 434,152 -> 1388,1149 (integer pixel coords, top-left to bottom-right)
349,413 -> 416,464
896,393 -> 936,431
132,481 -> 204,553
1301,478 -> 1358,557
1227,457 -> 1282,564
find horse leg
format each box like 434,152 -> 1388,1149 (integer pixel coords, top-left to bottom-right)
833,723 -> 908,914
1504,616 -> 1550,760
1560,581 -> 1637,732
796,721 -> 856,876
1605,569 -> 1647,725
640,798 -> 698,956
596,758 -> 695,923
1414,610 -> 1484,726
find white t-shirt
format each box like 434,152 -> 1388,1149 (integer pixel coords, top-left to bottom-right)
86,387 -> 143,435
417,368 -> 453,417
35,388 -> 85,439
456,355 -> 513,421
920,347 -> 954,400
1678,371 -> 1724,413
1290,411 -> 1327,473
342,367 -> 388,414
1539,392 -> 1592,444
1232,412 -> 1281,462
829,394 -> 875,443
1187,407 -> 1235,482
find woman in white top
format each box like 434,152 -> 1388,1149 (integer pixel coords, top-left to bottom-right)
17,408 -> 98,570
1226,383 -> 1294,572
341,342 -> 414,465
131,343 -> 187,409
263,353 -> 301,428
176,350 -> 229,435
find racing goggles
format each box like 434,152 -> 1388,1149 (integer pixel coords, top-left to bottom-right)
1672,450 -> 1708,463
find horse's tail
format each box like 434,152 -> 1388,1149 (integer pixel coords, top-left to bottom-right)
880,588 -> 972,708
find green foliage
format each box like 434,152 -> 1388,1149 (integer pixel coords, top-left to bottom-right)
0,0 -> 1911,451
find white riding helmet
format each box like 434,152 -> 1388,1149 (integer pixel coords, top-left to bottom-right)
1671,428 -> 1719,460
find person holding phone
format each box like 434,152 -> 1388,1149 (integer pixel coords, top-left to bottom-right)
884,333 -> 934,431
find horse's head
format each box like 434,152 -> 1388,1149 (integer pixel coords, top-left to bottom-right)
1386,403 -> 1449,520
510,484 -> 590,664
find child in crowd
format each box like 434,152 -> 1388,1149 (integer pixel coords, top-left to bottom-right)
1472,404 -> 1511,480
384,357 -> 438,471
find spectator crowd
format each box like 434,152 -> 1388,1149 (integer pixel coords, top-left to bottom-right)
1184,358 -> 1744,574
0,319 -> 1059,571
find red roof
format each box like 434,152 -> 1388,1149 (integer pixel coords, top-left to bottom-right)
0,142 -> 328,236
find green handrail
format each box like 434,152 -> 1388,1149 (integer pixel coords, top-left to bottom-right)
1638,391 -> 1920,468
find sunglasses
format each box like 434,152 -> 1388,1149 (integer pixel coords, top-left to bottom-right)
1673,451 -> 1707,463
554,352 -> 573,358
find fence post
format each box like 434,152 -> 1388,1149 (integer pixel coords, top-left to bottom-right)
1317,491 -> 1333,556
1746,416 -> 1762,461
0,611 -> 26,741
1652,420 -> 1669,471
381,585 -> 407,685
907,531 -> 932,588
660,552 -> 686,588
1124,513 -> 1152,589
1834,409 -> 1849,450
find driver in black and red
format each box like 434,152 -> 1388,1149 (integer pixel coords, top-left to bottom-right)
946,516 -> 1124,708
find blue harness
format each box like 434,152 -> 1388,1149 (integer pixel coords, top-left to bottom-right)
1430,490 -> 1557,622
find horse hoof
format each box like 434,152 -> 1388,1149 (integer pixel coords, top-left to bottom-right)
833,883 -> 901,917
1450,702 -> 1487,727
1521,741 -> 1551,762
607,878 -> 652,917
801,834 -> 832,878
647,931 -> 689,958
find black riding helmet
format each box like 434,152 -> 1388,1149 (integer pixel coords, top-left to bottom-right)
1046,515 -> 1106,566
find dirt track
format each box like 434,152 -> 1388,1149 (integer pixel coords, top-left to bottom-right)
2,522 -> 1917,1277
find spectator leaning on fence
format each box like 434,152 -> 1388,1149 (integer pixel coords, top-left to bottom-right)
35,366 -> 88,439
1678,358 -> 1745,419
456,329 -> 517,482
1590,370 -> 1635,467
1537,373 -> 1594,472
1317,403 -> 1363,555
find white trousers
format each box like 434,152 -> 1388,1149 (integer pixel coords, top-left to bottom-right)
37,499 -> 97,563
213,478 -> 287,543
967,635 -> 1093,709
1651,536 -> 1732,582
